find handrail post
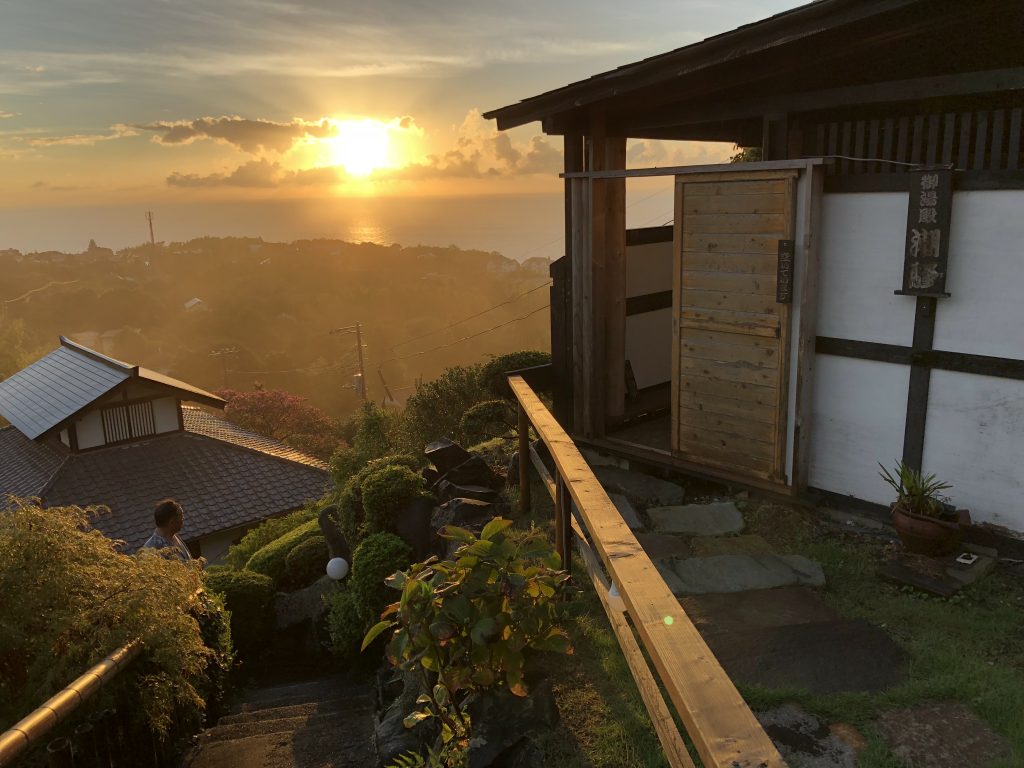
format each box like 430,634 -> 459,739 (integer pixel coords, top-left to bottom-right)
518,402 -> 530,514
554,476 -> 565,569
45,738 -> 74,768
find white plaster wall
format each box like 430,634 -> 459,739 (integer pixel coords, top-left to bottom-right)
934,191 -> 1024,359
625,309 -> 671,389
922,371 -> 1024,530
817,193 -> 915,345
198,528 -> 245,566
808,356 -> 910,504
625,240 -> 673,297
75,409 -> 105,449
153,397 -> 179,434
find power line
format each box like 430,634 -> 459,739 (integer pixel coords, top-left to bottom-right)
389,280 -> 551,352
378,302 -> 549,367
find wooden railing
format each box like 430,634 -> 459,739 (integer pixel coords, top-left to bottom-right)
510,376 -> 786,768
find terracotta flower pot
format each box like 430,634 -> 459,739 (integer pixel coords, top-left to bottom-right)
891,503 -> 971,556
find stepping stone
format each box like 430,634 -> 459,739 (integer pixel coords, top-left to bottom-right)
648,502 -> 744,536
653,558 -> 686,595
636,532 -> 691,560
757,704 -> 860,767
664,554 -> 825,595
691,533 -> 773,556
877,702 -> 1012,767
707,619 -> 907,694
580,447 -> 625,468
593,465 -> 684,507
679,587 -> 840,635
608,493 -> 643,530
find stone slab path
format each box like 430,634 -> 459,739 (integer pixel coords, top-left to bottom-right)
647,501 -> 744,535
662,553 -> 826,595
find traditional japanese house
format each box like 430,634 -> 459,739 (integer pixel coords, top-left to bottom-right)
0,337 -> 329,560
485,0 -> 1024,531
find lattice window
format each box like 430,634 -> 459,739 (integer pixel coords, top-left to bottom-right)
101,400 -> 156,444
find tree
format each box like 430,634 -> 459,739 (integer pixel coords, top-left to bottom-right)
217,387 -> 345,460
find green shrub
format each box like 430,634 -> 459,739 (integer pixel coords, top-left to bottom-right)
468,437 -> 516,474
480,350 -> 551,399
283,535 -> 330,590
326,533 -> 412,661
459,399 -> 515,444
400,364 -> 486,451
337,457 -> 427,545
245,519 -> 322,587
225,506 -> 318,570
361,465 -> 430,538
204,567 -> 274,662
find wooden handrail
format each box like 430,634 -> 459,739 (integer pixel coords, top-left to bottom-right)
0,641 -> 141,766
511,376 -> 786,768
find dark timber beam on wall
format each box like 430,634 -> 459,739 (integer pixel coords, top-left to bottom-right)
815,337 -> 1024,381
559,134 -> 583,429
903,297 -> 937,472
602,136 -> 627,430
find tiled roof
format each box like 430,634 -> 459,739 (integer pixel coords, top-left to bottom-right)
0,337 -> 224,440
0,426 -> 65,499
44,431 -> 329,551
182,406 -> 328,470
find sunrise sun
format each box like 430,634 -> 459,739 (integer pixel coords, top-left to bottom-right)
325,119 -> 391,176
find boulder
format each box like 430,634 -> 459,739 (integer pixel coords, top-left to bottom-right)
273,575 -> 333,630
435,480 -> 501,505
374,671 -> 433,767
442,455 -> 504,491
466,679 -> 558,768
425,438 -> 473,475
393,496 -> 436,561
317,506 -> 352,561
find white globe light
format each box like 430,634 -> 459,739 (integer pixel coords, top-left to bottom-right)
326,557 -> 350,581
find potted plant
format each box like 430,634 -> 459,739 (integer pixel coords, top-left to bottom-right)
879,462 -> 970,556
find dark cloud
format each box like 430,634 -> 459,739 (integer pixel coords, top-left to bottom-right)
138,116 -> 337,154
167,158 -> 342,188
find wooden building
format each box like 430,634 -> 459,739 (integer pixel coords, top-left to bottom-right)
485,0 -> 1024,531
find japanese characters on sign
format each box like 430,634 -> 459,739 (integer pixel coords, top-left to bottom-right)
899,166 -> 953,297
776,239 -> 794,304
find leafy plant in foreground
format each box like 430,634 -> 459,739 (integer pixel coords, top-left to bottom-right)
363,518 -> 571,756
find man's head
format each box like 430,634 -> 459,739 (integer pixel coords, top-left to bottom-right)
154,499 -> 184,534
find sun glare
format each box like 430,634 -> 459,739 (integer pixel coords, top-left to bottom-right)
326,120 -> 391,177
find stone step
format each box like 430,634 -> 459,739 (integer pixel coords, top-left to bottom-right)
648,501 -> 744,536
230,677 -> 351,713
184,716 -> 375,768
593,465 -> 685,507
217,695 -> 373,726
656,553 -> 825,595
202,705 -> 373,744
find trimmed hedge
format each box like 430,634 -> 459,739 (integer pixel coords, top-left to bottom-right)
459,399 -> 515,444
337,457 -> 428,545
282,534 -> 330,590
245,519 -> 322,587
225,507 -> 318,570
204,567 -> 275,662
479,350 -> 550,399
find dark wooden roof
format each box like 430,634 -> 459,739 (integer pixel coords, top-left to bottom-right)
0,337 -> 224,440
484,0 -> 1023,141
1,409 -> 328,550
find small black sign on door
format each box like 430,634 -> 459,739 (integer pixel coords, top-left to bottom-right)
897,166 -> 953,297
776,239 -> 795,304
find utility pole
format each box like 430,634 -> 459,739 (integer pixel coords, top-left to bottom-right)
145,211 -> 155,245
330,323 -> 367,401
209,347 -> 238,388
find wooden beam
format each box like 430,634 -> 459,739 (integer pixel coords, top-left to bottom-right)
603,136 -> 628,428
589,121 -> 609,437
563,158 -> 821,180
631,67 -> 1024,134
509,376 -> 786,768
571,176 -> 593,435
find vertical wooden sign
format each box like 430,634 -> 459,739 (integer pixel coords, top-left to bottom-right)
897,166 -> 953,297
776,239 -> 794,303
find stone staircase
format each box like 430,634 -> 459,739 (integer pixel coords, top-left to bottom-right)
183,676 -> 376,768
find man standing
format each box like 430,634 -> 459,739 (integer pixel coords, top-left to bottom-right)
142,499 -> 192,562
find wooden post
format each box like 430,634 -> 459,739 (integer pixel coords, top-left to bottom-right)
559,477 -> 572,577
518,403 -> 531,514
554,475 -> 566,569
603,136 -> 628,428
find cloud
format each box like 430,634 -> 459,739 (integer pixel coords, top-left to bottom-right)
167,158 -> 343,188
137,115 -> 337,154
0,111 -> 16,119
32,180 -> 83,192
627,138 -> 732,167
30,124 -> 137,147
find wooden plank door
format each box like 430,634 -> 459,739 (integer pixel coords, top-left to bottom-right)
671,170 -> 797,484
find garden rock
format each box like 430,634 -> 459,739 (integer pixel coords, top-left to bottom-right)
374,671 -> 432,767
593,465 -> 684,507
466,679 -> 558,768
877,702 -> 1012,768
648,501 -> 745,536
273,575 -> 334,630
436,479 -> 500,504
393,496 -> 435,561
664,554 -> 825,594
757,704 -> 858,768
432,497 -> 495,528
441,455 -> 503,491
425,438 -> 473,475
317,506 -> 351,561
